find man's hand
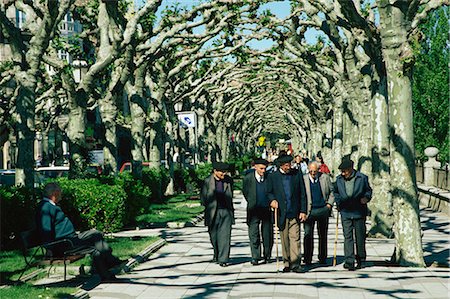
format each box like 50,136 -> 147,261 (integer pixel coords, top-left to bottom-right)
299,213 -> 307,222
326,203 -> 332,210
270,200 -> 278,209
360,197 -> 369,204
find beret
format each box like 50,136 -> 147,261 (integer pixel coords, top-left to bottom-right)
253,159 -> 269,166
338,158 -> 354,170
277,155 -> 293,165
212,162 -> 229,171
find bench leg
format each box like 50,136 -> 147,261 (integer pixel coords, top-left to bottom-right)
64,258 -> 67,281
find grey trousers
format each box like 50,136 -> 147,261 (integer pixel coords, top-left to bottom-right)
247,209 -> 273,260
303,213 -> 329,263
341,217 -> 367,265
208,209 -> 233,263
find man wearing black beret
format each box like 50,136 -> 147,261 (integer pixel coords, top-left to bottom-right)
334,157 -> 372,270
243,159 -> 273,265
267,155 -> 307,273
201,161 -> 234,267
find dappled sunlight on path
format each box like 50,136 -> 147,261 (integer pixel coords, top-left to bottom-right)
86,191 -> 450,299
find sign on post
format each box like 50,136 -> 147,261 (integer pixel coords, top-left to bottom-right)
177,112 -> 196,128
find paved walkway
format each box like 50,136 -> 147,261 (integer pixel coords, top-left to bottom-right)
84,191 -> 449,299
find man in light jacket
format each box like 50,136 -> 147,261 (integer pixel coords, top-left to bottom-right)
302,161 -> 334,266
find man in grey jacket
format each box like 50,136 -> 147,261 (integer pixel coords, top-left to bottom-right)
302,161 -> 334,266
334,158 -> 372,270
201,162 -> 234,267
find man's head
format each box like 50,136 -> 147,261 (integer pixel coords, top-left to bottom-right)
338,158 -> 354,179
212,162 -> 229,180
294,155 -> 302,163
253,159 -> 268,177
44,182 -> 62,203
308,161 -> 319,179
277,155 -> 293,173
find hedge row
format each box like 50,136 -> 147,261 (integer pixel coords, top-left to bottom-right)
0,164 -> 213,250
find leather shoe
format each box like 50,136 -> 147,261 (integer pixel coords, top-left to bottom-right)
282,267 -> 291,272
219,262 -> 228,267
251,259 -> 258,266
343,263 -> 356,271
261,258 -> 269,264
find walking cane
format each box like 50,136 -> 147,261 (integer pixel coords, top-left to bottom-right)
333,207 -> 340,266
274,207 -> 280,272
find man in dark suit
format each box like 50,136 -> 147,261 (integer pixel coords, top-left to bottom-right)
243,159 -> 273,265
201,162 -> 234,267
36,182 -> 123,281
302,161 -> 334,266
334,158 -> 372,270
267,155 -> 307,273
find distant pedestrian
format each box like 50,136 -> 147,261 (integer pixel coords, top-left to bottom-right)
334,158 -> 372,270
316,154 -> 331,174
243,159 -> 273,265
302,162 -> 334,266
201,162 -> 234,267
267,155 -> 307,273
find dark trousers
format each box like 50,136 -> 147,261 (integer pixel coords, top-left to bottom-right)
247,209 -> 273,260
303,213 -> 329,263
69,229 -> 119,278
208,209 -> 233,263
341,217 -> 367,265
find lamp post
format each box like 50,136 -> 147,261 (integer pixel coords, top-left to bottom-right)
72,59 -> 87,83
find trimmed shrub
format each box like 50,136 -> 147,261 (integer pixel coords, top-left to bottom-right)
115,173 -> 151,226
57,178 -> 127,233
0,186 -> 38,249
142,167 -> 170,203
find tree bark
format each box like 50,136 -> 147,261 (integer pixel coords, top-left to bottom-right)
378,0 -> 425,266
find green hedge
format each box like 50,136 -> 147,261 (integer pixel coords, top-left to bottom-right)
115,173 -> 151,226
142,167 -> 170,203
57,178 -> 127,233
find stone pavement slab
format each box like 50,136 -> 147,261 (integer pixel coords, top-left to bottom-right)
84,191 -> 449,299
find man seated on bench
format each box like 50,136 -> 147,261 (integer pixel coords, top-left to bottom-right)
36,182 -> 124,281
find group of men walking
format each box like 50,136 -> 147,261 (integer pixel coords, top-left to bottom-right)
201,154 -> 372,272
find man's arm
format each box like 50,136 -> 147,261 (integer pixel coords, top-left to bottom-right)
200,177 -> 209,206
266,173 -> 278,208
242,174 -> 249,202
298,174 -> 307,221
361,175 -> 373,204
325,175 -> 335,208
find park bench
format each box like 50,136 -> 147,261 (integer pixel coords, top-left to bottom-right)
18,229 -> 95,281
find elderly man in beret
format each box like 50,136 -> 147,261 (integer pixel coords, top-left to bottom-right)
267,155 -> 307,273
334,157 -> 372,270
243,158 -> 273,265
201,162 -> 234,267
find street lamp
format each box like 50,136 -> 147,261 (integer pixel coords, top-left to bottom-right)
72,59 -> 87,83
